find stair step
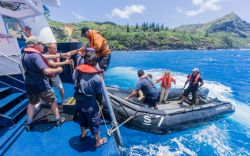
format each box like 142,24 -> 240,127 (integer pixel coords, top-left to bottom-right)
0,116 -> 26,155
5,99 -> 28,119
0,87 -> 12,100
0,93 -> 26,113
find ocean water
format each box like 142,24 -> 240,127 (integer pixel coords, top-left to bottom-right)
105,50 -> 250,156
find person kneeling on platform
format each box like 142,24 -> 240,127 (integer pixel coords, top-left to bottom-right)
124,70 -> 159,109
73,51 -> 107,147
178,68 -> 204,106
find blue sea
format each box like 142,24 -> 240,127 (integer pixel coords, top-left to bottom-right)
105,50 -> 250,156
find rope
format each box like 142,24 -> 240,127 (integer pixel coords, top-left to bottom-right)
98,105 -> 110,137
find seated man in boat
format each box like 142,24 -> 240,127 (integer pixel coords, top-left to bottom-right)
178,68 -> 204,106
124,70 -> 159,109
46,43 -> 73,103
73,51 -> 107,147
155,71 -> 176,104
22,36 -> 65,131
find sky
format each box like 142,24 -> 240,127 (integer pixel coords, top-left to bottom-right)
48,0 -> 250,28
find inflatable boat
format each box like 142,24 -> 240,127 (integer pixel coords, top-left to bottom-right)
105,87 -> 235,134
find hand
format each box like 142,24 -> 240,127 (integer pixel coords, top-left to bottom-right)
61,53 -> 71,59
124,97 -> 129,100
64,59 -> 73,65
77,46 -> 85,53
57,67 -> 63,73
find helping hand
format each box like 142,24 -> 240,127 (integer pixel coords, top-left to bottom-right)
61,53 -> 71,59
65,59 -> 73,65
124,97 -> 129,100
57,67 -> 63,73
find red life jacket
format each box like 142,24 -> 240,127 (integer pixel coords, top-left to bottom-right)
76,64 -> 103,74
188,73 -> 200,85
24,47 -> 49,66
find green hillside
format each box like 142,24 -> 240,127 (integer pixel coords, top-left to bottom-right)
49,13 -> 250,50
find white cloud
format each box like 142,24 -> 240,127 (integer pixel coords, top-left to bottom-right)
110,4 -> 146,19
72,11 -> 84,20
176,0 -> 223,17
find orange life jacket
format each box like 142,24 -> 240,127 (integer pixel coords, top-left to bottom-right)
88,30 -> 111,58
162,75 -> 175,89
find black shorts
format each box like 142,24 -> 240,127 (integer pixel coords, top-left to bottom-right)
183,86 -> 198,100
98,54 -> 111,71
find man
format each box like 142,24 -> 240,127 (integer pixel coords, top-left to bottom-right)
81,27 -> 111,71
21,36 -> 65,131
125,70 -> 159,109
178,68 -> 204,106
73,51 -> 107,147
46,43 -> 72,103
21,26 -> 32,40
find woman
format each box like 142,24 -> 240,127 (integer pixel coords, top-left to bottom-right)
155,71 -> 176,103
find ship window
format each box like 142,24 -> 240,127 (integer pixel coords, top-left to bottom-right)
2,16 -> 22,38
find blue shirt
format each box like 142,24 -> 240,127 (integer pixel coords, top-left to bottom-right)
73,70 -> 102,107
135,77 -> 159,99
22,52 -> 51,93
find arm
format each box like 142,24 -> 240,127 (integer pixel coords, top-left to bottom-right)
47,59 -> 72,68
43,67 -> 63,75
34,54 -> 62,75
65,46 -> 85,56
124,90 -> 138,100
199,80 -> 204,88
93,35 -> 104,52
183,79 -> 189,89
155,77 -> 162,83
172,77 -> 176,84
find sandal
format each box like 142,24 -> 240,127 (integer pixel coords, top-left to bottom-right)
95,138 -> 107,147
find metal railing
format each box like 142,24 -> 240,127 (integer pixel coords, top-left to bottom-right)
0,52 -> 25,80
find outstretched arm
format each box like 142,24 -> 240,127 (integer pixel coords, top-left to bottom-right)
124,90 -> 138,100
47,59 -> 72,68
43,67 -> 63,75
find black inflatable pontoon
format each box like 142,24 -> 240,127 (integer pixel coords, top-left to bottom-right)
105,87 -> 235,134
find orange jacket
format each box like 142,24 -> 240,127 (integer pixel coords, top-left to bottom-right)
156,75 -> 176,89
88,30 -> 111,58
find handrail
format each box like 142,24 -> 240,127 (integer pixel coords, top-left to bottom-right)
0,52 -> 25,80
0,81 -> 25,92
0,71 -> 24,84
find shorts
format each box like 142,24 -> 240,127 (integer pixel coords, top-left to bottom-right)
183,86 -> 198,101
77,101 -> 102,135
98,54 -> 111,71
50,75 -> 63,88
27,89 -> 56,105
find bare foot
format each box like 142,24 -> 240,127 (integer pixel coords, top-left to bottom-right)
95,137 -> 107,147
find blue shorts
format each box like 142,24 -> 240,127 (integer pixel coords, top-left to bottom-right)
77,101 -> 102,135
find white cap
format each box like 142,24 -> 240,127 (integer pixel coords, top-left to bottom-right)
192,68 -> 199,72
